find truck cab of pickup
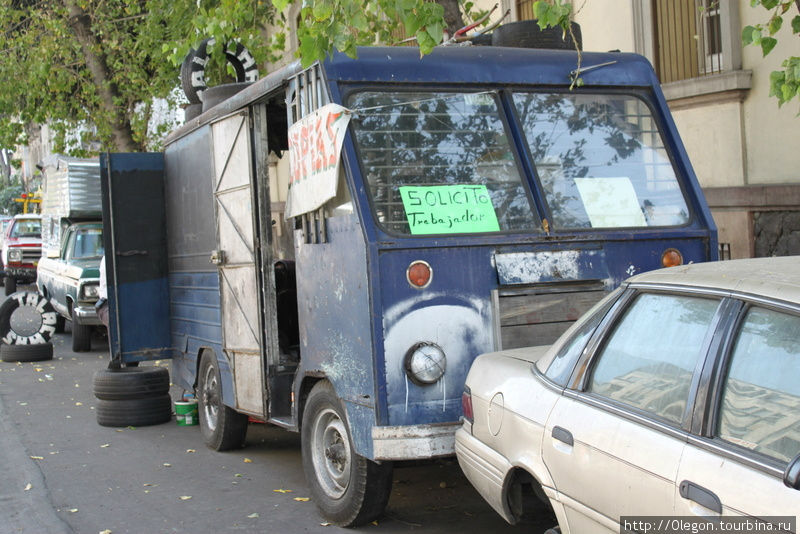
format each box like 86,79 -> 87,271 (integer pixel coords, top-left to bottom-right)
2,214 -> 42,295
36,220 -> 103,351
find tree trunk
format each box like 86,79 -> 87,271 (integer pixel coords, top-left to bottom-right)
64,1 -> 139,152
438,0 -> 465,36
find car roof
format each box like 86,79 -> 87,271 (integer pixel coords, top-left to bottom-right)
626,257 -> 800,304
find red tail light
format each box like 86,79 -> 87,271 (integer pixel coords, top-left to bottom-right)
461,387 -> 474,423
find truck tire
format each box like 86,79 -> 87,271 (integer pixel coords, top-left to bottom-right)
180,38 -> 259,104
95,394 -> 173,427
0,291 -> 57,345
301,381 -> 393,527
0,342 -> 53,362
93,366 -> 170,401
197,351 -> 248,451
492,20 -> 582,50
5,277 -> 16,296
71,308 -> 91,352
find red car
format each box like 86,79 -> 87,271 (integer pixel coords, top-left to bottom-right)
1,214 -> 42,295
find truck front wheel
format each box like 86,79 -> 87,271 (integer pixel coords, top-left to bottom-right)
301,381 -> 393,527
197,351 -> 248,451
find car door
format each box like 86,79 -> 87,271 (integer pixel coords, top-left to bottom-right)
676,302 -> 800,531
542,291 -> 724,533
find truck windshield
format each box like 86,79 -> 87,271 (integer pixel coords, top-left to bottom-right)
512,92 -> 690,229
72,228 -> 103,259
348,91 -> 540,236
10,219 -> 41,238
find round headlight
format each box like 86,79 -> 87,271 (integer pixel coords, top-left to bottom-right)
404,342 -> 446,385
8,248 -> 22,262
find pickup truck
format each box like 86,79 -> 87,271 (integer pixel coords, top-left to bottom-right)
2,214 -> 42,295
36,221 -> 103,351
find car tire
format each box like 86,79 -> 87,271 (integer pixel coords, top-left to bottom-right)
55,314 -> 66,334
5,277 -> 16,296
93,366 -> 171,401
301,381 -> 393,527
491,20 -> 582,50
95,394 -> 173,427
0,291 -> 57,345
71,308 -> 91,352
0,342 -> 53,362
197,350 -> 248,451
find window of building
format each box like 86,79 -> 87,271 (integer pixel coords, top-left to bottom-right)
653,0 -> 722,83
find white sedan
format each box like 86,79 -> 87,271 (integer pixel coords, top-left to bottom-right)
456,257 -> 800,534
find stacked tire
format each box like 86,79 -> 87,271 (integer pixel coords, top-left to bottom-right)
0,291 -> 56,363
93,366 -> 172,427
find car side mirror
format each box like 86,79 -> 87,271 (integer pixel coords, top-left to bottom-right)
784,453 -> 800,490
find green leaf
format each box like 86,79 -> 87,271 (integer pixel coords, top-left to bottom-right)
312,1 -> 334,22
272,0 -> 291,11
791,15 -> 800,34
761,36 -> 778,56
741,25 -> 758,45
761,0 -> 780,9
426,21 -> 444,45
768,15 -> 783,35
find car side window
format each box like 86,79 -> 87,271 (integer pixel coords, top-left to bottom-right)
587,293 -> 720,425
716,306 -> 800,464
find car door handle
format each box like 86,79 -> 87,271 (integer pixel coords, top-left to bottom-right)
551,426 -> 574,447
679,480 -> 722,514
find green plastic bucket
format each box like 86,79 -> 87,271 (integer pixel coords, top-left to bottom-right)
175,400 -> 199,426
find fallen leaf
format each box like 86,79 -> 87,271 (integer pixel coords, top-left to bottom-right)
24,483 -> 32,491
243,458 -> 252,463
19,402 -> 27,406
247,513 -> 259,519
234,474 -> 243,478
293,497 -> 310,502
34,367 -> 42,372
99,530 -> 112,534
68,509 -> 78,513
30,456 -> 44,460
143,483 -> 156,487
100,444 -> 110,448
273,489 -> 292,493
186,449 -> 196,453
163,463 -> 172,467
372,521 -> 379,526
179,496 -> 192,501
320,522 -> 331,527
75,402 -> 83,406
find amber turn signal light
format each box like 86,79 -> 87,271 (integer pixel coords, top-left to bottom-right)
407,260 -> 432,288
661,248 -> 683,268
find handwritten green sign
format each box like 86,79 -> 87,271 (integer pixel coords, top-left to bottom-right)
399,185 -> 500,235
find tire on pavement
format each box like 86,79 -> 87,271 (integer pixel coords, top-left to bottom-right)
0,342 -> 53,362
93,366 -> 171,401
95,393 -> 173,427
0,291 -> 57,345
301,380 -> 393,527
71,308 -> 92,352
197,350 -> 248,451
5,277 -> 17,296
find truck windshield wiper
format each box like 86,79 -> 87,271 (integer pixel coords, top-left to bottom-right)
570,60 -> 618,82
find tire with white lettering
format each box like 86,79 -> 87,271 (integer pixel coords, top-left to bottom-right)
0,342 -> 53,362
301,381 -> 393,527
0,291 -> 57,346
180,38 -> 259,104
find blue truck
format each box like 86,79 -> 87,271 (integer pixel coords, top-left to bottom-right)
101,44 -> 718,526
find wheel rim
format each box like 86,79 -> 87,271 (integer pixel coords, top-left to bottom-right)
310,407 -> 351,499
201,363 -> 220,432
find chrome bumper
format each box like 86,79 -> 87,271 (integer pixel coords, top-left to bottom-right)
73,305 -> 102,326
371,422 -> 459,460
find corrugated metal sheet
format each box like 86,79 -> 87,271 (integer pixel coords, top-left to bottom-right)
41,157 -> 102,253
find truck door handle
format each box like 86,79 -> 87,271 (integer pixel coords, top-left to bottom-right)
679,480 -> 722,514
552,426 -> 574,446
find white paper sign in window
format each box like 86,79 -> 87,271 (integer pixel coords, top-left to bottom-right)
574,177 -> 646,228
286,103 -> 351,219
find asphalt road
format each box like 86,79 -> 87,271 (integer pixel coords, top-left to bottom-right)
0,329 -> 553,534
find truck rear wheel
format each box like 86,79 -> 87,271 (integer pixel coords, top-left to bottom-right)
197,351 -> 248,451
301,381 -> 393,527
71,309 -> 91,352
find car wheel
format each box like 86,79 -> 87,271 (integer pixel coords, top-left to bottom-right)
0,342 -> 53,362
71,308 -> 92,352
197,350 -> 248,451
93,366 -> 170,401
95,394 -> 173,427
0,291 -> 57,345
5,277 -> 16,296
301,381 -> 393,527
